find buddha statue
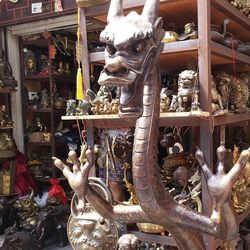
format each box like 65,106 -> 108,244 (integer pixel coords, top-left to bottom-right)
0,49 -> 18,89
178,23 -> 198,41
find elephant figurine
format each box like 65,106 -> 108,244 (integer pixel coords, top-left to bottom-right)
34,197 -> 69,249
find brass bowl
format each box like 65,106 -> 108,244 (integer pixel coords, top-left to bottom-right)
162,31 -> 178,43
137,223 -> 165,234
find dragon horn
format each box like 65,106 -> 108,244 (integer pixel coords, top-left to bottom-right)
141,0 -> 160,24
107,0 -> 124,23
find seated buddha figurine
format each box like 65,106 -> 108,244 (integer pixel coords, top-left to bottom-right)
178,22 -> 198,41
0,49 -> 18,89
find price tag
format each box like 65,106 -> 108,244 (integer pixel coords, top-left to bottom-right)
31,3 -> 42,14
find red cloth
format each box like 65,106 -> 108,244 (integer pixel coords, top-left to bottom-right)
14,150 -> 37,197
48,179 -> 67,205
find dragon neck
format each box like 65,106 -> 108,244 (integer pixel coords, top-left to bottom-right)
133,64 -> 171,214
132,65 -> 207,250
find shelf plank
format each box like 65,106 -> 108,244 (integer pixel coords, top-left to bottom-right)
128,231 -> 177,247
213,112 -> 250,126
90,40 -> 250,70
61,111 -> 210,128
211,41 -> 250,65
0,126 -> 14,130
0,87 -> 16,94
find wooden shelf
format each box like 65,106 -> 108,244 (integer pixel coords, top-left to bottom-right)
28,108 -> 51,113
213,112 -> 250,126
61,111 -> 210,128
28,142 -> 52,147
0,87 -> 16,94
52,74 -> 76,83
211,0 -> 250,41
0,126 -> 14,130
89,39 -> 250,70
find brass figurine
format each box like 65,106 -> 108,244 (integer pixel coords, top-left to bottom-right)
87,87 -> 119,115
178,22 -> 198,41
53,0 -> 250,249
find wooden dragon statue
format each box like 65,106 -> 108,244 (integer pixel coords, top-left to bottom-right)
53,0 -> 250,249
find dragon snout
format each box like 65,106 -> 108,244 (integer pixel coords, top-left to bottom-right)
104,57 -> 128,75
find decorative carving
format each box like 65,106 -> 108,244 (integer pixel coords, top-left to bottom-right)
53,0 -> 250,249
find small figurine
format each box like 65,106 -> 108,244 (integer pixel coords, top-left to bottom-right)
65,63 -> 71,75
86,87 -> 120,115
211,75 -> 227,115
76,100 -> 90,115
66,99 -> 77,116
0,105 -> 14,127
0,49 -> 18,89
178,23 -> 198,41
57,62 -> 64,74
39,89 -> 50,109
160,87 -> 172,112
43,127 -> 51,142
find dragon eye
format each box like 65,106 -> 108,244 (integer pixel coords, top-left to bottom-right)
132,41 -> 146,54
106,44 -> 116,55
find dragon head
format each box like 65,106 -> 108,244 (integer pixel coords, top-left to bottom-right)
98,0 -> 164,118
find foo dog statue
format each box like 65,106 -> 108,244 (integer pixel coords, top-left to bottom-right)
170,70 -> 201,112
53,0 -> 250,249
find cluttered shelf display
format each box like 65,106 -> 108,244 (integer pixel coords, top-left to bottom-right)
20,31 -> 79,182
52,0 -> 250,249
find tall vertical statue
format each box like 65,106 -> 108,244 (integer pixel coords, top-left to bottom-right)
53,0 -> 250,249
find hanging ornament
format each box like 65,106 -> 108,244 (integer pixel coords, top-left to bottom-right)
76,8 -> 84,100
